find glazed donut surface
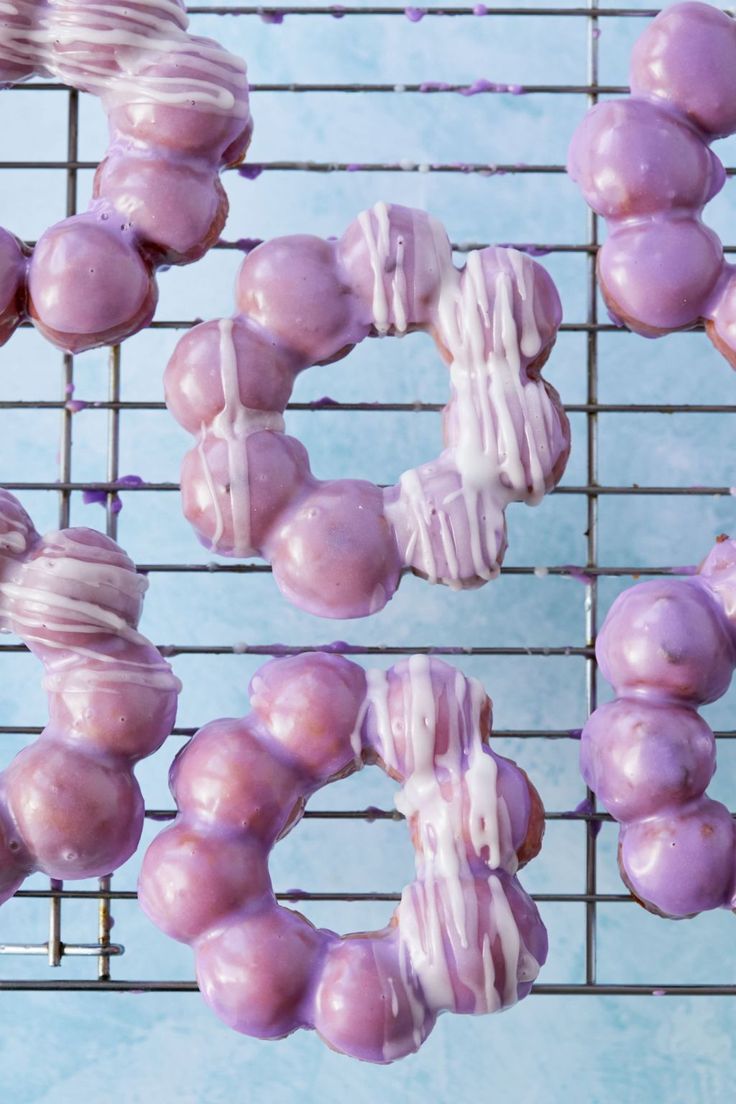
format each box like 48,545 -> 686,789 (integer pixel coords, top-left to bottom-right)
567,2 -> 736,367
139,652 -> 548,1063
581,537 -> 736,918
0,490 -> 180,904
0,0 -> 251,352
166,201 -> 570,619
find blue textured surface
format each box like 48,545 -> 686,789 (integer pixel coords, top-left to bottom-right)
0,1 -> 735,1100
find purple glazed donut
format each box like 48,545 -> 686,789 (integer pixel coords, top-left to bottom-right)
0,0 -> 251,352
581,537 -> 736,919
139,653 -> 548,1063
165,202 -> 570,619
567,2 -> 736,368
0,490 -> 179,903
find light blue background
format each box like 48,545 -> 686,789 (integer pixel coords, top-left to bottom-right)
0,1 -> 735,1100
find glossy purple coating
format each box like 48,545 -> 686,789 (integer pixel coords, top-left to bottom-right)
165,201 -> 570,619
139,653 -> 548,1063
0,0 -> 252,353
567,2 -> 736,368
0,490 -> 179,904
581,538 -> 736,918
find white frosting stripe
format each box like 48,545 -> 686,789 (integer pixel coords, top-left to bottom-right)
358,201 -> 409,336
377,208 -> 563,587
0,0 -> 249,115
367,657 -> 541,1018
198,318 -> 286,557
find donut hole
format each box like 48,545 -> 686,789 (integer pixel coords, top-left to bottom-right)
269,769 -> 415,935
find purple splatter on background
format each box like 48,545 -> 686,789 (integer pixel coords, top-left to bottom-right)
82,475 -> 144,514
498,242 -> 552,257
218,236 -> 264,253
460,79 -> 525,96
561,564 -> 596,586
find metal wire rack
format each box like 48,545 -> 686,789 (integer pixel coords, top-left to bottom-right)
0,0 -> 735,1005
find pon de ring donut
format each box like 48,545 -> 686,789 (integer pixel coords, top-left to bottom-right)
0,490 -> 180,906
139,653 -> 548,1064
567,2 -> 736,368
0,0 -> 251,352
165,201 -> 570,619
581,538 -> 736,920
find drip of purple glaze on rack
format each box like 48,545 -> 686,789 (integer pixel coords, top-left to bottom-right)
238,164 -> 264,180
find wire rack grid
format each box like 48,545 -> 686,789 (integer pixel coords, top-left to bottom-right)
0,0 -> 735,1009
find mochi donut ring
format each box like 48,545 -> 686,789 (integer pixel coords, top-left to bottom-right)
0,0 -> 251,352
0,489 -> 180,906
165,202 -> 570,619
139,652 -> 548,1063
567,2 -> 736,368
581,537 -> 736,919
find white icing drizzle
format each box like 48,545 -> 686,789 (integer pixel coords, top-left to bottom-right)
358,201 -> 409,336
198,319 -> 285,557
383,210 -> 562,587
0,0 -> 249,115
367,656 -> 540,1025
43,656 -> 181,693
0,510 -> 179,696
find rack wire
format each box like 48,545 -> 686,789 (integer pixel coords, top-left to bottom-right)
0,0 -> 735,1001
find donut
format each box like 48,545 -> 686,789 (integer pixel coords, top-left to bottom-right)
139,652 -> 548,1063
0,490 -> 180,904
0,0 -> 251,352
165,202 -> 570,619
580,537 -> 736,919
567,2 -> 736,368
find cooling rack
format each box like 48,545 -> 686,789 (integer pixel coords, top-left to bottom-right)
0,0 -> 735,1006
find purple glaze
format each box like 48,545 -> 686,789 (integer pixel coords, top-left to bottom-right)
0,1 -> 252,354
115,473 -> 145,489
238,164 -> 264,180
565,797 -> 602,838
460,80 -> 524,96
405,6 -> 426,21
561,564 -> 595,586
139,654 -> 547,1062
567,2 -> 736,368
259,9 -> 285,23
218,236 -> 264,253
581,538 -> 736,918
0,490 -> 179,903
165,202 -> 570,619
